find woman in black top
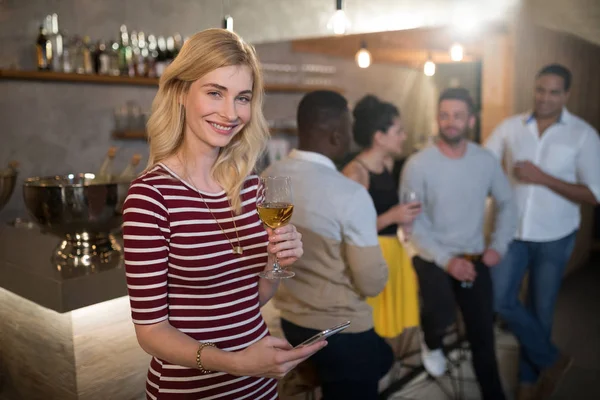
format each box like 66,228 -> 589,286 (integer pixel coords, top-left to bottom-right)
343,95 -> 421,339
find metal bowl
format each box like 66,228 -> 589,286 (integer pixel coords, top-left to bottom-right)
0,167 -> 17,212
22,173 -> 131,275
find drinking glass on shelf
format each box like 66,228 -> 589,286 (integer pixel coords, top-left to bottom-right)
256,176 -> 295,279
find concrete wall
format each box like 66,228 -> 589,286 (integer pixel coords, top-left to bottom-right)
0,1 -> 441,222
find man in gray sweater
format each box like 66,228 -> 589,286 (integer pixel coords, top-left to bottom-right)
401,88 -> 517,400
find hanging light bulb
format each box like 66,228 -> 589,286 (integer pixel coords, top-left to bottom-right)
221,0 -> 234,32
424,58 -> 436,76
327,0 -> 350,35
355,41 -> 371,69
450,43 -> 464,62
222,15 -> 234,32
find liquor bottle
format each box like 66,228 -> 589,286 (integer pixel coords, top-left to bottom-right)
36,25 -> 50,70
146,34 -> 158,78
94,41 -> 110,74
97,146 -> 118,183
130,31 -> 139,77
118,25 -> 133,76
48,13 -> 63,72
155,36 -> 168,77
82,36 -> 93,74
165,36 -> 175,64
173,33 -> 183,59
136,31 -> 147,77
109,40 -> 121,76
118,154 -> 142,181
70,35 -> 85,74
62,34 -> 73,73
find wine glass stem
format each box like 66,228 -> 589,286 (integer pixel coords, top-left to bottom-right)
272,255 -> 281,272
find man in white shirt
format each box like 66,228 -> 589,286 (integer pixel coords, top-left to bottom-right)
485,64 -> 600,400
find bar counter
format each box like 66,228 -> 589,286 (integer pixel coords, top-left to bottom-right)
0,224 -> 148,400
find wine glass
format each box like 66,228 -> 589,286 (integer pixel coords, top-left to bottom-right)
401,189 -> 419,205
400,188 -> 420,242
256,176 -> 295,279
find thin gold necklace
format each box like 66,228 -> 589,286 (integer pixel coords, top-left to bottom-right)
184,170 -> 244,255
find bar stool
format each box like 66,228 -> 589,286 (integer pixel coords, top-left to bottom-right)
380,314 -> 476,399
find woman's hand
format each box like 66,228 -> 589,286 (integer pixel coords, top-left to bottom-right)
267,225 -> 303,267
388,202 -> 422,225
233,336 -> 326,379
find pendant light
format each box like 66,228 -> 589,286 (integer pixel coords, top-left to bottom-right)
424,54 -> 435,76
450,43 -> 464,61
327,0 -> 350,35
355,41 -> 371,69
222,0 -> 234,32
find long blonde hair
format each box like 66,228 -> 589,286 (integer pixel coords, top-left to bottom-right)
146,29 -> 269,213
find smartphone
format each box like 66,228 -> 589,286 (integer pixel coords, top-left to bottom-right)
294,321 -> 351,348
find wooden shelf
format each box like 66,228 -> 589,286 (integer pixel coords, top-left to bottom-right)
0,69 -> 344,93
112,130 -> 148,140
0,69 -> 157,86
112,127 -> 298,140
264,83 -> 343,94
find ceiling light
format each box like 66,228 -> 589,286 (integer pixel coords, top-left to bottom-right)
450,43 -> 464,62
355,41 -> 371,68
327,0 -> 350,35
222,15 -> 233,32
221,0 -> 234,32
424,60 -> 436,76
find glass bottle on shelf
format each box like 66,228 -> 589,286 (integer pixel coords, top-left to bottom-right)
118,154 -> 143,181
62,33 -> 72,73
48,13 -> 63,72
82,36 -> 94,74
70,36 -> 84,74
173,33 -> 183,59
130,31 -> 139,77
36,25 -> 50,70
109,40 -> 121,76
97,146 -> 118,183
137,31 -> 149,77
155,36 -> 168,77
94,41 -> 110,75
146,34 -> 158,78
165,36 -> 175,64
118,25 -> 133,76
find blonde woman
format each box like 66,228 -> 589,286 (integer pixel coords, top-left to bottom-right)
123,29 -> 325,400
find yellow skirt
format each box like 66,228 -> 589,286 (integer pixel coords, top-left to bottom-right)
367,236 -> 420,338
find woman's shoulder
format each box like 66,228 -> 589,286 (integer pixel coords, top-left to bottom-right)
241,174 -> 260,197
342,159 -> 370,189
127,164 -> 182,201
244,173 -> 260,185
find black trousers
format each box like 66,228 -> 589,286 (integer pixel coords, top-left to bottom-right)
412,256 -> 506,400
281,319 -> 394,400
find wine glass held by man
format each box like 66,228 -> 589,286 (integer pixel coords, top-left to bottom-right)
122,29 -> 324,400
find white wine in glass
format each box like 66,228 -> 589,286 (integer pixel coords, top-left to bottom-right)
257,202 -> 294,229
257,176 -> 295,279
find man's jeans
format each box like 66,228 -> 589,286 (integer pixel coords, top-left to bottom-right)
491,231 -> 577,383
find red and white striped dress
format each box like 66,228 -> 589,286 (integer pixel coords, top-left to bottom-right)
123,163 -> 278,400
